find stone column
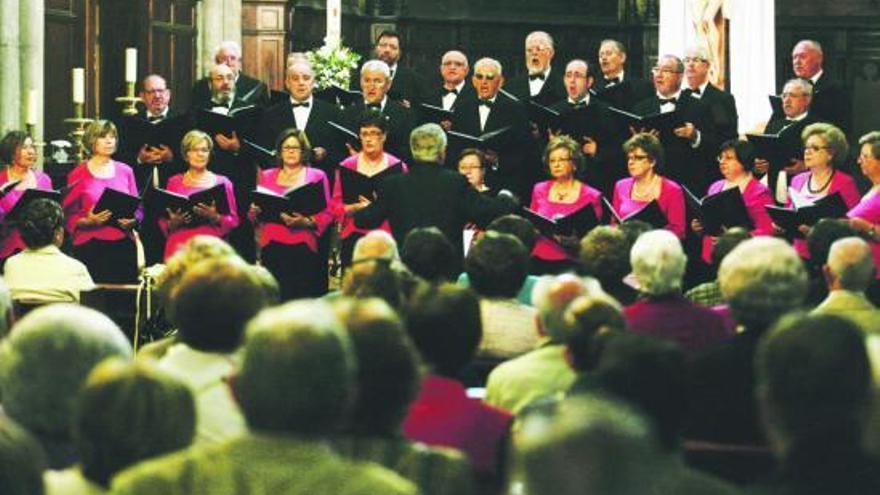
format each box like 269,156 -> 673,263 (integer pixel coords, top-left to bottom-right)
20,0 -> 45,149
196,0 -> 243,80
0,0 -> 21,135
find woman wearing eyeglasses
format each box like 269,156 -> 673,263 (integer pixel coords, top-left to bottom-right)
846,131 -> 880,274
781,122 -> 859,258
611,133 -> 686,238
457,148 -> 493,194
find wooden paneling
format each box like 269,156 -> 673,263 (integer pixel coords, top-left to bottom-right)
147,0 -> 198,109
243,0 -> 288,91
45,0 -> 90,142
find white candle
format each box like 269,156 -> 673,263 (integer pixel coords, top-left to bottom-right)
325,0 -> 341,48
125,48 -> 137,83
72,68 -> 85,104
26,89 -> 38,125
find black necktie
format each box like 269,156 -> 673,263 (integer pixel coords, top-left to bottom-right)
479,99 -> 494,108
291,101 -> 310,108
529,73 -> 546,81
443,88 -> 459,96
659,97 -> 677,105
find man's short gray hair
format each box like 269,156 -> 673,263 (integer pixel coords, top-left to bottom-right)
409,123 -> 447,163
526,31 -> 554,50
531,274 -> 602,342
630,230 -> 687,296
784,77 -> 814,97
684,45 -> 711,63
214,40 -> 242,59
361,59 -> 391,78
719,237 -> 807,330
795,39 -> 824,56
353,230 -> 400,264
0,304 -> 132,438
286,59 -> 313,77
827,237 -> 875,292
474,57 -> 503,77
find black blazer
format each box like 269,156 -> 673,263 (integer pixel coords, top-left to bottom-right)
190,73 -> 270,109
114,107 -> 188,191
259,97 -> 345,174
354,161 -> 515,255
684,83 -> 739,144
341,99 -> 416,163
810,73 -> 851,134
422,83 -> 478,115
591,76 -> 654,112
504,68 -> 566,106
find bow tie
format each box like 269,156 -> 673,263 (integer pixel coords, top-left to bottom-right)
443,88 -> 459,96
291,101 -> 310,108
479,99 -> 494,108
605,77 -> 621,86
570,101 -> 587,110
529,73 -> 546,81
147,115 -> 164,123
658,97 -> 677,105
686,87 -> 702,96
366,103 -> 382,111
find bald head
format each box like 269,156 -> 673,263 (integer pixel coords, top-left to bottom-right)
826,237 -> 875,292
440,50 -> 469,87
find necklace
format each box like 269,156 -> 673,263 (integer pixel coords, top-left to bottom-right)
278,165 -> 304,185
552,180 -> 578,201
632,176 -> 658,200
184,170 -> 212,187
807,169 -> 834,194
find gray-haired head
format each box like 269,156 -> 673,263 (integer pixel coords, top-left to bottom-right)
474,57 -> 503,77
531,274 -> 601,343
410,123 -> 447,163
783,77 -> 814,98
0,304 -> 132,439
630,230 -> 687,297
361,59 -> 391,78
826,236 -> 875,292
353,230 -> 401,264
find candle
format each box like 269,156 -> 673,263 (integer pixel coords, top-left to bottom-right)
125,48 -> 137,83
72,68 -> 85,104
26,89 -> 38,125
325,0 -> 341,48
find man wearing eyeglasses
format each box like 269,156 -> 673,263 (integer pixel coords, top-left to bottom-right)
425,50 -> 477,113
450,58 -> 534,198
682,46 -> 738,143
190,41 -> 269,109
504,31 -> 565,106
632,54 -> 718,195
591,39 -> 654,112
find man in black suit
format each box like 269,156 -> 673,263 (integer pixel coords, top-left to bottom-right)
549,59 -> 623,196
791,39 -> 850,134
354,123 -> 515,255
425,50 -> 477,112
504,31 -> 565,106
259,59 -> 343,178
190,41 -> 270,109
592,39 -> 654,112
682,46 -> 738,143
451,57 -> 536,198
342,60 -> 416,162
367,30 -> 425,108
632,54 -> 719,195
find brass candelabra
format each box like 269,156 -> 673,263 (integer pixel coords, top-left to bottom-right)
116,81 -> 142,116
63,102 -> 94,163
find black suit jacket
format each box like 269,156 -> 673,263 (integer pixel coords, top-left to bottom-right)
505,68 -> 566,106
810,72 -> 851,134
760,113 -> 819,194
354,161 -> 515,255
190,73 -> 270,109
591,76 -> 654,112
684,83 -> 739,143
341,99 -> 416,162
421,83 -> 478,121
633,93 -> 720,193
259,97 -> 344,175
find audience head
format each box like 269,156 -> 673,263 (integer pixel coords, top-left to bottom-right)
0,417 -> 46,495
213,40 -> 243,74
598,39 -> 627,78
74,359 -> 195,487
544,135 -> 584,180
440,50 -> 469,87
234,299 -> 355,435
756,312 -> 871,452
806,218 -> 858,268
82,120 -> 118,158
579,226 -> 631,285
360,59 -> 392,104
249,264 -> 281,306
564,293 -> 625,372
792,39 -> 824,79
0,130 -> 36,168
333,298 -> 421,436
710,226 -> 751,267
285,60 -> 315,102
0,305 -> 131,444
857,131 -> 880,184
618,219 -> 653,247
594,333 -> 688,451
824,236 -> 875,292
630,230 -> 686,297
343,260 -> 420,311
563,59 -> 592,101
19,198 -> 64,250
139,74 -> 171,116
401,226 -> 457,282
172,257 -> 268,353
525,31 -> 555,75
208,63 -> 236,104
472,58 -> 504,100
781,78 -> 813,118
274,127 -> 312,166
155,235 -> 240,318
466,231 -> 529,299
409,122 -> 447,163
532,274 -> 597,343
623,132 -> 665,175
353,229 -> 401,265
457,148 -> 488,190
486,214 -> 539,252
718,237 -> 807,331
651,55 -> 684,97
374,30 -> 402,66
405,284 -> 481,377
802,121 -> 849,169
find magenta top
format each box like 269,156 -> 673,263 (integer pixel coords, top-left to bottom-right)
847,191 -> 880,278
158,173 -> 239,260
62,160 -> 141,246
612,177 -> 686,239
331,153 -> 407,239
700,178 -> 775,264
0,169 -> 54,259
254,167 -> 333,253
788,170 -> 860,258
529,180 -> 603,261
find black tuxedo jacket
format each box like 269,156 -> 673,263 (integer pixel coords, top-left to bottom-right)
810,73 -> 851,134
259,97 -> 344,175
761,113 -> 819,194
505,68 -> 566,106
422,83 -> 478,117
341,99 -> 416,163
190,73 -> 270,109
354,161 -> 515,255
113,107 -> 189,192
684,83 -> 739,143
633,93 -> 720,193
591,76 -> 654,112
451,92 -> 537,197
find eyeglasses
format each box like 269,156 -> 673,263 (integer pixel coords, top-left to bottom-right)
188,147 -> 211,153
549,158 -> 573,165
683,57 -> 708,64
627,154 -> 650,162
782,92 -> 808,98
651,67 -> 682,75
282,145 -> 302,152
211,75 -> 235,82
716,153 -> 737,163
473,73 -> 497,81
458,165 -> 483,171
359,130 -> 384,138
804,145 -> 830,152
143,88 -> 169,95
361,78 -> 387,87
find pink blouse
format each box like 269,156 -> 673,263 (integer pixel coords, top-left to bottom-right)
158,173 -> 239,260
254,167 -> 333,253
612,177 -> 686,239
700,178 -> 774,264
529,180 -> 603,261
788,170 -> 860,258
62,160 -> 141,246
847,191 -> 880,278
331,153 -> 407,239
0,169 -> 54,259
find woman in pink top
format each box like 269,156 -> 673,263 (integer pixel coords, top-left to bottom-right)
159,130 -> 239,260
611,133 -> 686,239
0,131 -> 54,266
249,128 -> 333,300
529,136 -> 603,274
332,113 -> 407,268
62,120 -> 141,283
846,131 -> 880,276
691,139 -> 774,264
781,123 -> 860,259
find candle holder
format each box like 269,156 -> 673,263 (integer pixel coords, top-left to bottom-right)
63,102 -> 94,163
116,82 -> 142,116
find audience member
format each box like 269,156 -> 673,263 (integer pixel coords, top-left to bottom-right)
0,304 -> 132,468
805,218 -> 859,306
813,236 -> 880,334
112,299 -> 417,495
578,225 -> 639,305
564,293 -> 626,392
0,417 -> 47,495
684,227 -> 751,307
401,226 -> 458,282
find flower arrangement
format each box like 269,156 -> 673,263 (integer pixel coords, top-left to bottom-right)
305,43 -> 361,90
